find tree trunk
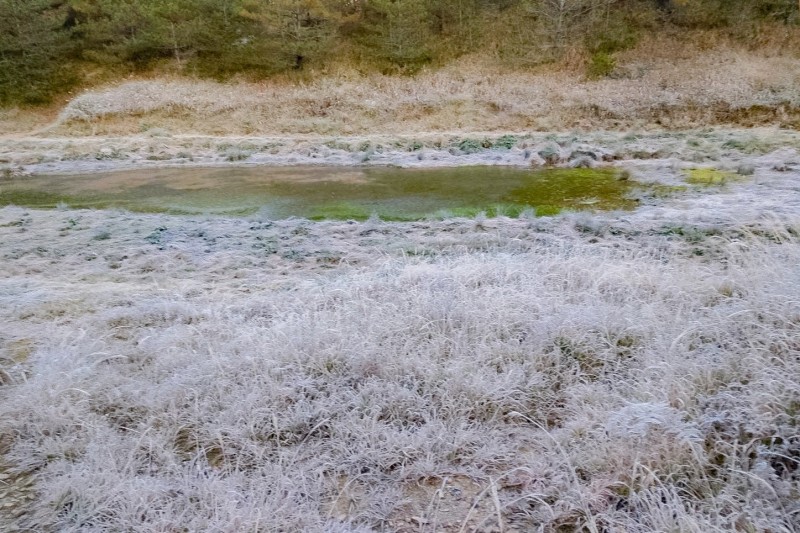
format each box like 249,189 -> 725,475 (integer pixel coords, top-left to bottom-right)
170,22 -> 182,70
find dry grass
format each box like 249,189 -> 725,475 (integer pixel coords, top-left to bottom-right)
1,169 -> 800,531
24,37 -> 798,138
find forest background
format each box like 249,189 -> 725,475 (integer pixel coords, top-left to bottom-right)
2,0 -> 799,107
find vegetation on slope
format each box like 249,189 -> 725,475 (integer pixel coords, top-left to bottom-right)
1,0 -> 798,106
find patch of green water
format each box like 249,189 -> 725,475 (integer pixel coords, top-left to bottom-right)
1,166 -> 648,220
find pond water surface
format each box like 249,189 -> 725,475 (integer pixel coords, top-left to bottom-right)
1,166 -> 644,220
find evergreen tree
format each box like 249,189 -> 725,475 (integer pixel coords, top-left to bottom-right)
427,0 -> 482,54
239,0 -> 337,71
359,0 -> 434,71
0,0 -> 76,104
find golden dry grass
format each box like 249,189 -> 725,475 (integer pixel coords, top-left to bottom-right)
0,33 -> 794,138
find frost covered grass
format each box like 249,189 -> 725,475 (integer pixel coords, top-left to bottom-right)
1,179 -> 800,531
2,129 -> 800,178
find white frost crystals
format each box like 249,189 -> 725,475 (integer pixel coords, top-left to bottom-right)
1,170 -> 800,531
606,402 -> 701,443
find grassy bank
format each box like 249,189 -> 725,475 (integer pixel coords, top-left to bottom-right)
2,33 -> 800,139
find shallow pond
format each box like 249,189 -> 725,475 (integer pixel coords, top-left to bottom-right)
1,166 -> 644,220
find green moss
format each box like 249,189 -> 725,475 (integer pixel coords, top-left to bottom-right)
0,189 -> 73,208
435,207 -> 482,219
532,205 -> 562,216
457,138 -> 483,154
503,168 -> 640,212
308,203 -> 374,221
494,135 -> 518,150
685,168 -> 741,186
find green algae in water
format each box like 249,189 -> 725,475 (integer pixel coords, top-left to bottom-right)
1,166 -> 644,220
0,189 -> 97,209
502,168 -> 638,211
308,203 -> 375,221
278,166 -> 639,220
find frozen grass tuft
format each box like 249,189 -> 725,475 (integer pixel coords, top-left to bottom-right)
1,200 -> 799,531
